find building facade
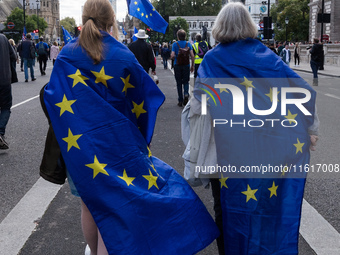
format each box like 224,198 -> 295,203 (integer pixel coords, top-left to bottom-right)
169,16 -> 217,46
25,0 -> 60,42
309,0 -> 340,42
0,0 -> 22,23
244,0 -> 277,27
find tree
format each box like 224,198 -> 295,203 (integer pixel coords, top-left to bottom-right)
3,7 -> 48,42
271,0 -> 309,42
60,17 -> 77,36
162,17 -> 189,43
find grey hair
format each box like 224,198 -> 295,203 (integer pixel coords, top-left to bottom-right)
212,2 -> 258,43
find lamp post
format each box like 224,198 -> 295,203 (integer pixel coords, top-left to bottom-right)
285,17 -> 289,43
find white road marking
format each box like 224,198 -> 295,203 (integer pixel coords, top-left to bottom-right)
300,199 -> 340,254
324,93 -> 340,100
11,95 -> 39,109
0,178 -> 62,255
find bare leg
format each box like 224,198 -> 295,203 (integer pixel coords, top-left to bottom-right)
81,200 -> 98,255
97,229 -> 109,255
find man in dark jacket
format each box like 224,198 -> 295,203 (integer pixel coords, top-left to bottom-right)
36,37 -> 49,75
0,34 -> 16,149
17,34 -> 36,82
128,29 -> 156,75
309,38 -> 323,86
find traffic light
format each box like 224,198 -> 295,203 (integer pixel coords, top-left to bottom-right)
146,28 -> 151,36
74,26 -> 81,37
263,17 -> 272,39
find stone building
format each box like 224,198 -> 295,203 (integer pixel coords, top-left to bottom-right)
0,0 -> 22,23
25,0 -> 60,42
169,16 -> 217,46
309,0 -> 340,42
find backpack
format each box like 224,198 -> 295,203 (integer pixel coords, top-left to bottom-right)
176,42 -> 190,66
38,42 -> 47,56
30,42 -> 36,59
197,41 -> 208,58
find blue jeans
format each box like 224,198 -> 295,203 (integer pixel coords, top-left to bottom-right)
24,58 -> 35,80
310,60 -> 319,78
162,57 -> 168,69
174,65 -> 190,103
0,85 -> 12,135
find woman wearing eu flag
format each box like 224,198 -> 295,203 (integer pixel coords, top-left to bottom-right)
41,0 -> 220,254
183,2 -> 319,255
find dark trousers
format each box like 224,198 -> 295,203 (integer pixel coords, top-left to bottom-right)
174,65 -> 190,103
211,178 -> 225,255
194,64 -> 200,78
39,55 -> 48,74
162,57 -> 168,69
310,60 -> 319,78
294,54 -> 300,65
0,85 -> 12,135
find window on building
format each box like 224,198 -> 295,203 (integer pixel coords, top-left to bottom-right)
199,22 -> 203,28
188,22 -> 191,28
193,22 -> 196,28
204,22 -> 208,27
43,1 -> 45,7
56,4 -> 58,11
211,22 -> 214,27
47,1 -> 49,7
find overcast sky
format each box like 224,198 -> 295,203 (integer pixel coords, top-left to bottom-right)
60,0 -> 128,25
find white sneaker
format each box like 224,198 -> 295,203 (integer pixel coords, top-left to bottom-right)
85,244 -> 91,255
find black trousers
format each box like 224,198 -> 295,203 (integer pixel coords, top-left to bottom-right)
38,55 -> 48,74
210,178 -> 225,255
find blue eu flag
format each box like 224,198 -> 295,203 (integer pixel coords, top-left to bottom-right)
122,26 -> 127,35
195,38 -> 317,254
44,32 -> 219,255
61,26 -> 72,45
127,0 -> 168,34
132,26 -> 138,42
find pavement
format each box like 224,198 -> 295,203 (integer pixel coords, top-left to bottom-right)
290,62 -> 340,78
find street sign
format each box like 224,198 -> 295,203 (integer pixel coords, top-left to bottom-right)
7,22 -> 15,29
259,21 -> 264,29
322,34 -> 329,41
260,5 -> 267,13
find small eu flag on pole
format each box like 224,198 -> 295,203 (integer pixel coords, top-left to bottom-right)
61,26 -> 73,45
132,26 -> 138,42
22,26 -> 27,40
122,26 -> 127,35
127,0 -> 168,34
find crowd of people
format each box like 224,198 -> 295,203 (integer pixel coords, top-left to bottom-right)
0,1 -> 321,255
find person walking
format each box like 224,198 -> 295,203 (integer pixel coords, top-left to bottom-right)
50,41 -> 60,66
36,37 -> 49,75
309,38 -> 323,86
192,33 -> 211,79
293,42 -> 300,66
17,40 -> 24,72
0,34 -> 17,149
17,34 -> 36,82
40,0 -> 219,254
280,43 -> 291,66
128,29 -> 156,75
182,2 -> 319,255
160,42 -> 170,69
171,29 -> 195,106
8,39 -> 19,83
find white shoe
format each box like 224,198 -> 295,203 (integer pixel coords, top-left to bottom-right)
85,244 -> 91,255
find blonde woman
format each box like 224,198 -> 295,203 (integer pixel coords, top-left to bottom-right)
293,42 -> 301,66
41,0 -> 219,254
50,41 -> 60,66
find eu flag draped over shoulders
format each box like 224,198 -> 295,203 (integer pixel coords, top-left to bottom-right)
195,38 -> 317,254
43,32 -> 218,255
127,0 -> 168,34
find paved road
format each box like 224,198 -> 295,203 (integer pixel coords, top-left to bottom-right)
0,58 -> 339,254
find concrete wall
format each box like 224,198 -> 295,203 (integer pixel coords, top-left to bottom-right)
291,44 -> 340,67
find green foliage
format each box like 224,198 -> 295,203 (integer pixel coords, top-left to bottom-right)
271,0 -> 309,42
3,7 -> 48,42
60,17 -> 77,36
159,17 -> 189,43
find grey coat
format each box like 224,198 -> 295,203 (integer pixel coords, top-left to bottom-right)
0,34 -> 16,87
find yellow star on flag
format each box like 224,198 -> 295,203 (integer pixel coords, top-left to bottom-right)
152,8 -> 155,11
137,7 -> 140,11
265,87 -> 280,102
268,181 -> 278,198
91,66 -> 113,88
150,13 -> 152,16
55,94 -> 76,116
147,146 -> 152,157
141,13 -> 144,17
143,169 -> 159,190
131,101 -> 147,119
146,15 -> 148,18
240,77 -> 255,91
134,1 -> 137,4
294,138 -> 304,154
241,184 -> 258,202
284,110 -> 298,124
118,169 -> 135,186
85,155 -> 109,178
219,177 -> 229,189
281,164 -> 289,177
218,82 -> 229,93
62,128 -> 82,152
68,69 -> 89,87
121,74 -> 135,95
